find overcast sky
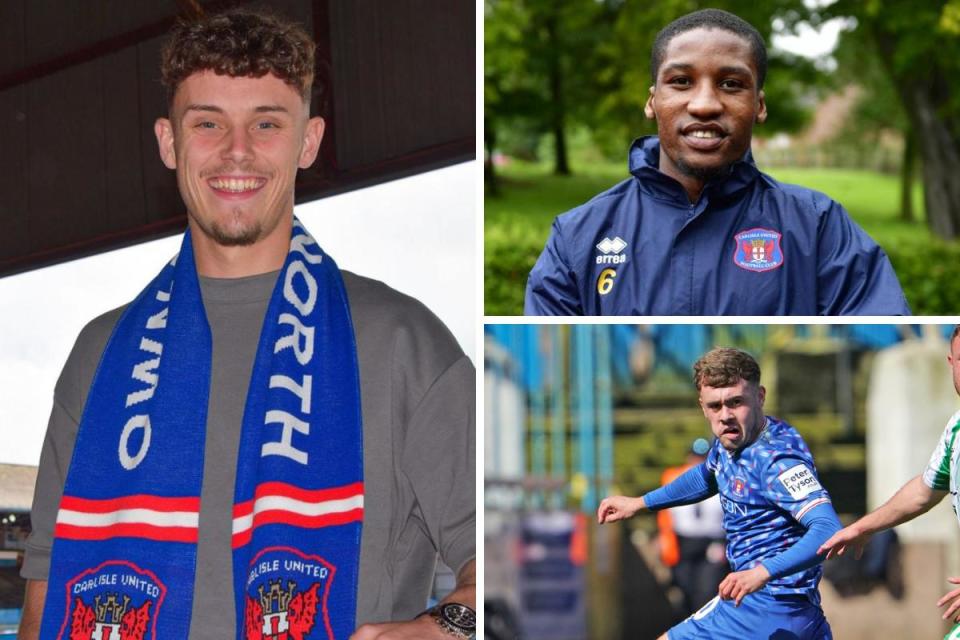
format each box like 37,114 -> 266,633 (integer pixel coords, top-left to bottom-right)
772,12 -> 854,68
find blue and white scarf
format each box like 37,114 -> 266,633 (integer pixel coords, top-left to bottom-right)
40,219 -> 363,640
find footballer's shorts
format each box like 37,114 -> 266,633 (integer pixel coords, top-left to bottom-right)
945,622 -> 960,640
668,591 -> 832,640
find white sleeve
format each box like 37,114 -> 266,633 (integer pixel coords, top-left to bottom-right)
922,410 -> 960,491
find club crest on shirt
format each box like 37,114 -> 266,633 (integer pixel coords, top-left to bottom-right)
733,228 -> 783,272
62,561 -> 165,640
243,547 -> 335,640
731,476 -> 748,497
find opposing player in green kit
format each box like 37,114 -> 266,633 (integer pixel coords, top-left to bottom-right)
819,325 -> 960,639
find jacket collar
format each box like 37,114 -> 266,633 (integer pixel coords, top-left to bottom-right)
628,135 -> 761,204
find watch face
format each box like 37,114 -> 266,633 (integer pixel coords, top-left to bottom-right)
441,603 -> 476,630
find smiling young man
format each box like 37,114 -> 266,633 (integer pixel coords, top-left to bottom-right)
819,326 -> 960,639
598,347 -> 841,639
18,9 -> 475,640
525,8 -> 909,316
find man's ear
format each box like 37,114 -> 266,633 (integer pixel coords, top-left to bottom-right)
756,89 -> 767,124
298,117 -> 326,169
154,118 -> 177,170
644,85 -> 657,120
757,384 -> 766,407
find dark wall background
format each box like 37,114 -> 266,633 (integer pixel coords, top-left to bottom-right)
0,0 -> 474,276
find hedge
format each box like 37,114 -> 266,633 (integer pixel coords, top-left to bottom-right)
484,223 -> 544,316
484,225 -> 960,316
886,239 -> 960,315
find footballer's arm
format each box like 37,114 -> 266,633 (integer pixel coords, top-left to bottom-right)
817,475 -> 960,623
719,501 -> 841,606
818,475 -> 945,560
598,463 -> 716,524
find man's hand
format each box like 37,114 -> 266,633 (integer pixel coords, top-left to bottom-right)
350,615 -> 451,640
817,523 -> 870,560
597,495 -> 644,524
818,476 -> 943,562
718,565 -> 770,606
351,559 -> 476,639
938,577 -> 960,623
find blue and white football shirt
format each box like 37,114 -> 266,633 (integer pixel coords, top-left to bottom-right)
705,417 -> 832,600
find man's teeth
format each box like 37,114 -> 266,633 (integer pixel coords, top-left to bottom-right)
689,130 -> 720,138
210,178 -> 263,192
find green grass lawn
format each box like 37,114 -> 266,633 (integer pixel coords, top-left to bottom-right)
485,158 -> 625,235
485,158 -> 945,315
765,167 -> 928,248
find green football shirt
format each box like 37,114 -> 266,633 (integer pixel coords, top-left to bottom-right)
922,410 -> 960,524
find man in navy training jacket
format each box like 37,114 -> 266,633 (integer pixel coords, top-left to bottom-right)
525,8 -> 909,316
598,347 -> 841,639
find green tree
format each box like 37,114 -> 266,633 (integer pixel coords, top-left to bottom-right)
485,0 -> 615,180
830,21 -> 917,221
484,0 -> 534,193
826,0 -> 960,238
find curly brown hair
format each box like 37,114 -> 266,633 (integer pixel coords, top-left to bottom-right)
693,347 -> 761,390
160,8 -> 316,104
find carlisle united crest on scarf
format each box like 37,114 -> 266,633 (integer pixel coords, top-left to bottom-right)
40,219 -> 364,639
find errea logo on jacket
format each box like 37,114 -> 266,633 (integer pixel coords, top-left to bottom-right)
595,236 -> 627,264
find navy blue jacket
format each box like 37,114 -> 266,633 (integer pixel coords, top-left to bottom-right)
524,136 -> 910,316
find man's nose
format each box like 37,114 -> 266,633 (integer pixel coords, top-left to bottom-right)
221,127 -> 255,163
719,404 -> 734,421
687,83 -> 722,118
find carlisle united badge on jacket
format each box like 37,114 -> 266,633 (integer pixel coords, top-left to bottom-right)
733,228 -> 784,272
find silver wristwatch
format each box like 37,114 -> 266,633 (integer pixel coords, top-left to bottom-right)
424,602 -> 476,639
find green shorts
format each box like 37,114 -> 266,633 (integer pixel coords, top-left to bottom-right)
945,622 -> 960,640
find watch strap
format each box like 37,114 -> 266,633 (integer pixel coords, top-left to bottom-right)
420,602 -> 476,639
